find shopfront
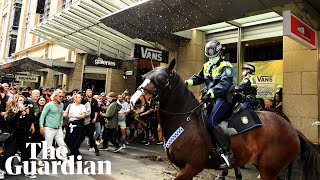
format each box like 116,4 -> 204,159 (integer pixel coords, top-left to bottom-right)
83,53 -> 123,94
99,1 -> 320,143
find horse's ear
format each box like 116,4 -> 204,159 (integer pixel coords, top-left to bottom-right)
167,58 -> 176,72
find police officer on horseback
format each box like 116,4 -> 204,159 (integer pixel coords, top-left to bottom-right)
185,40 -> 235,169
237,64 -> 258,109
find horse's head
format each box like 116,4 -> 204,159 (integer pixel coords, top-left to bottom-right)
130,59 -> 176,114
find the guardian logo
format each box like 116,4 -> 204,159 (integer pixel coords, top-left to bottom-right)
5,141 -> 112,176
141,47 -> 163,62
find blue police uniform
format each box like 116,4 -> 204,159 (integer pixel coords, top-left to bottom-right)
186,58 -> 235,168
239,74 -> 257,109
186,60 -> 234,127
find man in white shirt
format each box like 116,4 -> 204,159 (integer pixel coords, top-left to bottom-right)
117,95 -> 130,147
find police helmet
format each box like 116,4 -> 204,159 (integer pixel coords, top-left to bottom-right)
242,64 -> 255,73
205,40 -> 222,58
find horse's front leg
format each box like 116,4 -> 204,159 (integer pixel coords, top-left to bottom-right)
234,168 -> 242,180
174,164 -> 202,180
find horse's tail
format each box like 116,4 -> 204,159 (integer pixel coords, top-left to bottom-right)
297,130 -> 320,180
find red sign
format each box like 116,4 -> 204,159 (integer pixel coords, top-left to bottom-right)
283,11 -> 317,49
3,63 -> 12,69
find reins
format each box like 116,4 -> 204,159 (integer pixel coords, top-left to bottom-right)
157,102 -> 205,121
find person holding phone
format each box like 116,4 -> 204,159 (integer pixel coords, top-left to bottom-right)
0,95 -> 36,179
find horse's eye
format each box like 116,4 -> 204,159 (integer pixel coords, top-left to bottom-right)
135,98 -> 142,107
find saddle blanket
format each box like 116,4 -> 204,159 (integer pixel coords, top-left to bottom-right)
219,109 -> 262,136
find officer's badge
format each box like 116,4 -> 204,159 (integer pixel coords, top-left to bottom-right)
226,68 -> 232,76
241,116 -> 249,124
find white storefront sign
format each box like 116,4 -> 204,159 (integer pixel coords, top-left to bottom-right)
16,75 -> 39,82
255,76 -> 274,97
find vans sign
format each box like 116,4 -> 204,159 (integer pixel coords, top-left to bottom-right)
255,76 -> 274,97
256,76 -> 273,83
133,44 -> 169,63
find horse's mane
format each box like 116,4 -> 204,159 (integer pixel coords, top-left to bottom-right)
162,69 -> 200,110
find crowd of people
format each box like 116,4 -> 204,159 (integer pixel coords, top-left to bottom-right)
0,83 -> 164,179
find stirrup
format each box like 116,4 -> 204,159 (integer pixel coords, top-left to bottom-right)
219,162 -> 229,169
219,153 -> 235,169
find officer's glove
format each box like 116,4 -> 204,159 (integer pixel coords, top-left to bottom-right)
184,80 -> 193,87
235,86 -> 242,93
201,89 -> 214,102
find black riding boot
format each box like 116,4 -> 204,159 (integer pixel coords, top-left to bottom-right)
212,126 -> 236,169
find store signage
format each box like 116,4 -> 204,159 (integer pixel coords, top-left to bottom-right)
125,71 -> 133,76
0,77 -> 16,83
255,75 -> 274,97
283,10 -> 317,49
16,75 -> 39,82
87,54 -> 123,69
133,44 -> 169,63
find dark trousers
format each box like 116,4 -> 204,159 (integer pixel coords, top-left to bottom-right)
1,135 -> 31,170
80,123 -> 98,151
143,119 -> 150,142
102,128 -> 120,149
150,119 -> 159,141
128,124 -> 135,140
208,98 -> 232,128
65,121 -> 83,156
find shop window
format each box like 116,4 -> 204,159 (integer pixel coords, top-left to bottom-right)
36,0 -> 45,14
23,0 -> 32,48
244,38 -> 283,62
39,0 -> 50,22
7,34 -> 17,57
222,46 -> 237,63
10,3 -> 22,31
0,14 -> 7,52
62,0 -> 72,10
1,14 -> 7,38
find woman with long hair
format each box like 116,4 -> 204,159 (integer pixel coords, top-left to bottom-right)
32,96 -> 47,145
274,92 -> 283,111
0,95 -> 36,179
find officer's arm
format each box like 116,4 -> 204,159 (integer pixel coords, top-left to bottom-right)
186,67 -> 205,87
211,67 -> 233,97
239,78 -> 252,90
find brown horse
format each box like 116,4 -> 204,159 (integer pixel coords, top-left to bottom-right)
130,59 -> 320,180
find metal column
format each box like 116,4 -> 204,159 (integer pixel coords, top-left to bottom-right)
318,31 -> 320,145
236,27 -> 243,85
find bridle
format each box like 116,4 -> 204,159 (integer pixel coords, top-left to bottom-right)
132,70 -> 204,121
138,78 -> 170,107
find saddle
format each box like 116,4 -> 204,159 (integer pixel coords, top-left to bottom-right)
218,108 -> 262,136
202,90 -> 263,136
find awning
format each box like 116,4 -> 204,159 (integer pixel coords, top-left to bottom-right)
31,0 -> 154,60
100,0 -> 292,41
0,57 -> 75,74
